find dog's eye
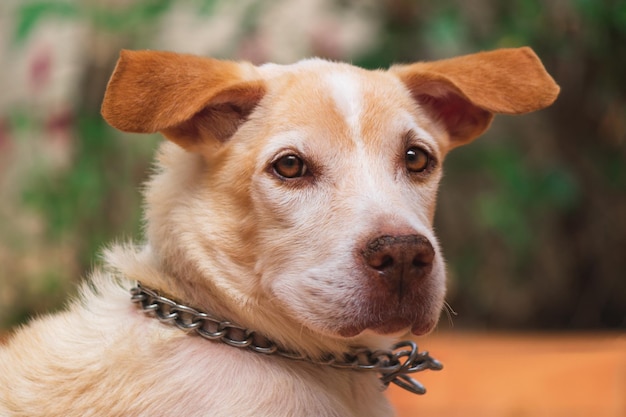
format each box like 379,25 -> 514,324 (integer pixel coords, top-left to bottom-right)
273,154 -> 308,179
405,147 -> 430,173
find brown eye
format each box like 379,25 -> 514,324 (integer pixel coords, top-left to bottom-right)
405,147 -> 430,173
273,154 -> 307,179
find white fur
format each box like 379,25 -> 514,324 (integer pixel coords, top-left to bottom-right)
325,70 -> 363,140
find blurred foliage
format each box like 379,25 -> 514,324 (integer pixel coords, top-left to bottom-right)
15,0 -> 172,41
20,115 -> 153,269
1,0 -> 624,330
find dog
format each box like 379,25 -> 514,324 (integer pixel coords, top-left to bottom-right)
0,47 -> 558,416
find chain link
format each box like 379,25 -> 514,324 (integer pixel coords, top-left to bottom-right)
130,282 -> 442,395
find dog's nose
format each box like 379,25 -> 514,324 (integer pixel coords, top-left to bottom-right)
362,235 -> 435,287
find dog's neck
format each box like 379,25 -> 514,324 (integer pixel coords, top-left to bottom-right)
130,281 -> 442,395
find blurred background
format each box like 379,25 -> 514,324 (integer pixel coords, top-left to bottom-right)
1,0 -> 623,331
0,0 -> 624,415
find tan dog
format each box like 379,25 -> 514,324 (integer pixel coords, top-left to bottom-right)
0,47 -> 558,417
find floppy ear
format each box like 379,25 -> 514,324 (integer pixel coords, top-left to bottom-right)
390,47 -> 560,149
101,50 -> 265,151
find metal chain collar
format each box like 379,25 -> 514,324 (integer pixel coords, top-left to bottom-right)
130,282 -> 442,395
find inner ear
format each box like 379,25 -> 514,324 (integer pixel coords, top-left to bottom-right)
416,93 -> 493,148
161,82 -> 266,151
162,103 -> 254,150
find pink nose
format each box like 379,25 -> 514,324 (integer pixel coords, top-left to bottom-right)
362,234 -> 434,290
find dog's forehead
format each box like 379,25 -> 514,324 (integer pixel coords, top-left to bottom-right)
257,59 -> 441,151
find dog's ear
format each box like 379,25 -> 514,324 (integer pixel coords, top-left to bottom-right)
390,47 -> 559,149
101,50 -> 265,151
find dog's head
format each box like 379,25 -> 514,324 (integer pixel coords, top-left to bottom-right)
102,49 -> 558,344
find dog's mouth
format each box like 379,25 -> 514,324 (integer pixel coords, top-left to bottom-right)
334,285 -> 442,338
338,321 -> 410,338
337,312 -> 439,338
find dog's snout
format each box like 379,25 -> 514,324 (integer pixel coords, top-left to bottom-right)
362,235 -> 435,286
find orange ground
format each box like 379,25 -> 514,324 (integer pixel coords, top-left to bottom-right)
386,332 -> 626,417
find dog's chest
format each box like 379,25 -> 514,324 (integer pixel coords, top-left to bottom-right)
151,337 -> 395,417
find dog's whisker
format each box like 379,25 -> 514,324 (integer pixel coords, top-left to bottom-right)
442,300 -> 457,327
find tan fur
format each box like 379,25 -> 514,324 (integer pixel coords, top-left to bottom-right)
0,47 -> 558,416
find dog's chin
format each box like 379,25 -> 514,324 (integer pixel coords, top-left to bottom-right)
336,315 -> 438,338
410,318 -> 439,336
